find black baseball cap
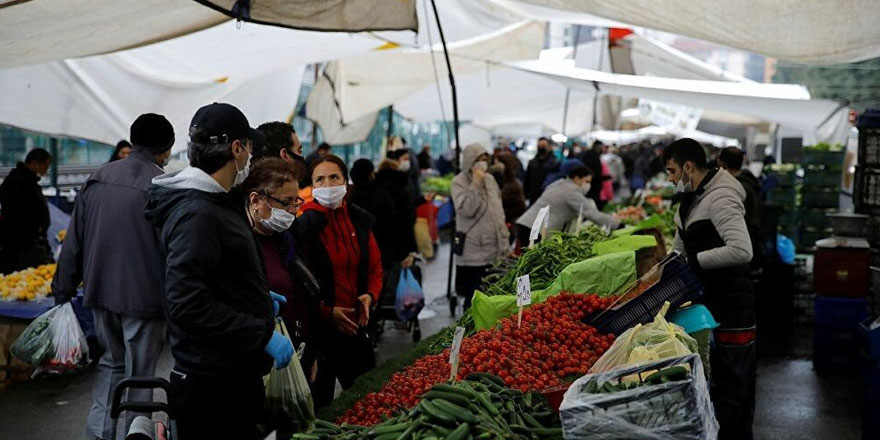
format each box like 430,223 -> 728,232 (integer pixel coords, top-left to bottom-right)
189,103 -> 264,146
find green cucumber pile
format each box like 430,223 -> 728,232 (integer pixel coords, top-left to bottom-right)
294,373 -> 562,440
582,365 -> 690,394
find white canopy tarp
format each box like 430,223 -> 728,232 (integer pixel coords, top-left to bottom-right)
510,60 -> 849,144
0,21 -> 389,150
305,21 -> 546,142
0,0 -> 417,68
501,0 -> 880,64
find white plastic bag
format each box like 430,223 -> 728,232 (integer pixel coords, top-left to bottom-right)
561,354 -> 718,440
589,302 -> 697,375
262,320 -> 315,433
11,302 -> 90,375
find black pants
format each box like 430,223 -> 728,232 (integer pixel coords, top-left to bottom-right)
311,332 -> 375,408
710,329 -> 757,440
170,370 -> 265,440
455,265 -> 488,309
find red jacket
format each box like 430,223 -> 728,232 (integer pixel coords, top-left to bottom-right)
298,200 -> 383,319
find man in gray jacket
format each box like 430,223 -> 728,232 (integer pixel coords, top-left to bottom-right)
451,143 -> 509,309
52,113 -> 174,440
664,138 -> 755,440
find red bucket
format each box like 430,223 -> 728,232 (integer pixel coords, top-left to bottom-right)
539,383 -> 573,413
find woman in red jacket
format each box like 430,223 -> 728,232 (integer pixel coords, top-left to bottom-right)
293,154 -> 383,401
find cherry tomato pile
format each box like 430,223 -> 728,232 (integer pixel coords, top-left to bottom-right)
338,293 -> 615,426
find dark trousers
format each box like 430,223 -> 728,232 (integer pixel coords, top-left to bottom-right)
710,328 -> 757,440
455,265 -> 488,309
170,370 -> 265,440
312,329 -> 375,406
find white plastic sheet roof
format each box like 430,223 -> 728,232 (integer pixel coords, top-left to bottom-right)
0,22 -> 388,149
503,0 -> 880,64
0,0 -> 417,68
510,60 -> 849,144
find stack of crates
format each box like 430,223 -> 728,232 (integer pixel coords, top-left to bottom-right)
764,164 -> 798,239
860,316 -> 880,439
799,149 -> 844,250
855,110 -> 880,217
813,296 -> 868,373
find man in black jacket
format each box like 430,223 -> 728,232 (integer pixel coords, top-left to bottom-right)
718,147 -> 764,269
52,114 -> 174,440
665,139 -> 756,440
524,137 -> 560,205
0,148 -> 52,274
145,103 -> 293,440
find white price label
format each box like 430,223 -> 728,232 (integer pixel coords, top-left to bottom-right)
529,206 -> 550,242
449,326 -> 465,365
516,275 -> 532,307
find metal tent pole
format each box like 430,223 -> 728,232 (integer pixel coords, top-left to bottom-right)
429,0 -> 462,316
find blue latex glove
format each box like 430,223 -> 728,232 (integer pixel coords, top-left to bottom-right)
270,291 -> 287,317
264,331 -> 294,369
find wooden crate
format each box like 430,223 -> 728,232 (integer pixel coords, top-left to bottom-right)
0,318 -> 35,382
635,227 -> 667,277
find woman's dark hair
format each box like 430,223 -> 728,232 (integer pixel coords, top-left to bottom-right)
108,140 -> 132,162
567,165 -> 593,179
662,138 -> 707,170
254,121 -> 295,160
308,154 -> 349,184
241,157 -> 298,197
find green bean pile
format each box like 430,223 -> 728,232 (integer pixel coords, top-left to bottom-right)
481,226 -> 608,297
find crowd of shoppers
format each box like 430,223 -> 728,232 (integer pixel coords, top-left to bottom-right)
0,93 -> 758,440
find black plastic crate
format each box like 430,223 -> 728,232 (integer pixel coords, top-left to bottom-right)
813,326 -> 861,374
767,187 -> 797,205
589,254 -> 704,335
803,169 -> 842,188
801,188 -> 839,208
796,208 -> 835,229
859,128 -> 880,167
803,150 -> 845,166
854,166 -> 880,214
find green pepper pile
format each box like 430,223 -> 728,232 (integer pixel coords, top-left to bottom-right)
481,227 -> 608,297
295,373 -> 562,440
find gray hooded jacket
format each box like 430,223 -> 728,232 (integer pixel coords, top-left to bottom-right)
516,178 -> 620,232
673,168 -> 752,270
451,144 -> 509,266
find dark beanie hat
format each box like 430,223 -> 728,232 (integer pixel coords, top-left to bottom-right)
350,158 -> 374,186
130,113 -> 175,154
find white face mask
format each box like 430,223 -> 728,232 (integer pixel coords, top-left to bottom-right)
233,148 -> 251,188
398,160 -> 411,172
675,167 -> 693,194
259,206 -> 296,233
471,161 -> 488,173
313,185 -> 347,209
581,183 -> 591,195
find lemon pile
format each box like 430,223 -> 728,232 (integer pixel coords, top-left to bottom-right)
0,264 -> 56,301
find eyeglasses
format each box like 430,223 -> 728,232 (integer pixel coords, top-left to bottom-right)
262,193 -> 304,209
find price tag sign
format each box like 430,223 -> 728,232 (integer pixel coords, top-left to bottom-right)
516,275 -> 532,307
449,326 -> 465,380
529,206 -> 550,243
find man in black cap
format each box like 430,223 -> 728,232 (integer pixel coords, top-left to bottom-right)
145,103 -> 292,440
52,113 -> 175,440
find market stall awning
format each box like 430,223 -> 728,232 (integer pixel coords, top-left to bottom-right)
305,21 -> 546,142
496,0 -> 880,64
0,21 -> 390,149
0,0 -> 417,68
510,60 -> 850,144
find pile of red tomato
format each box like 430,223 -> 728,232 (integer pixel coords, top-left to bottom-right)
339,293 -> 615,426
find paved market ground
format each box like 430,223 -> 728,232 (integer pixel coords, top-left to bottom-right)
0,243 -> 863,439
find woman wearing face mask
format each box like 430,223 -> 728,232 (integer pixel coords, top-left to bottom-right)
238,158 -> 330,410
451,143 -> 510,310
292,154 -> 383,396
516,166 -> 620,246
